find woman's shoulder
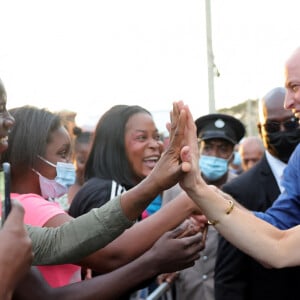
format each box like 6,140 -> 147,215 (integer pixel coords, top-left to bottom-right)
12,193 -> 59,207
79,178 -> 115,197
69,178 -> 115,217
11,193 -> 65,226
84,177 -> 113,188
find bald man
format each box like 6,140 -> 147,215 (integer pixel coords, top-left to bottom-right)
239,136 -> 264,171
215,86 -> 300,300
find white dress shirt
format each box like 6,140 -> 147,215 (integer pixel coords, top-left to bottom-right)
265,150 -> 287,193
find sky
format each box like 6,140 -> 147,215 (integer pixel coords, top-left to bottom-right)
1,0 -> 300,132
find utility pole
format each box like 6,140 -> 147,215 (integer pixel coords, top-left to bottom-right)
205,0 -> 216,113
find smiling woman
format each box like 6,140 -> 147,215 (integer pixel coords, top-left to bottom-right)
69,104 -> 163,217
68,104 -> 177,297
124,112 -> 163,184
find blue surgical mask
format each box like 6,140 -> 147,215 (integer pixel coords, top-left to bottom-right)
33,156 -> 76,199
199,155 -> 229,181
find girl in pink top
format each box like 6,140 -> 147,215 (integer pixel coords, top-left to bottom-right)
4,106 -> 80,287
12,193 -> 81,287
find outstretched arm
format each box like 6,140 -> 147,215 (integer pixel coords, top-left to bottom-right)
78,191 -> 201,273
176,101 -> 300,269
29,102 -> 192,266
120,101 -> 191,220
28,195 -> 133,265
14,227 -> 203,300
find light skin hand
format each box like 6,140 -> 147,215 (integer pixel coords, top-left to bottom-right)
165,101 -> 193,173
169,101 -> 206,195
171,102 -> 300,269
174,102 -> 234,216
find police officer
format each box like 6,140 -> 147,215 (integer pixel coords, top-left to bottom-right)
196,114 -> 245,187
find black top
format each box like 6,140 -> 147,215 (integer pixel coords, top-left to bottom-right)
69,178 -> 126,217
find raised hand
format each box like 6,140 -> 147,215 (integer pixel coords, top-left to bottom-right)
171,101 -> 208,197
146,101 -> 190,191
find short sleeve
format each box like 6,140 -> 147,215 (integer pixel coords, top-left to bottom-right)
11,193 -> 65,226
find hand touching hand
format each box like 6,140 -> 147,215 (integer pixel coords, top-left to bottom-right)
147,101 -> 191,191
170,101 -> 208,198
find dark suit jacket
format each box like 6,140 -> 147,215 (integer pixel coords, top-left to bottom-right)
215,154 -> 300,300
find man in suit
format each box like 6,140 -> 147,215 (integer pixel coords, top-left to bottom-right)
214,86 -> 300,300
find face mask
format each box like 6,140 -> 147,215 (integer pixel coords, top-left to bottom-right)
32,170 -> 69,199
199,155 -> 229,181
266,129 -> 300,163
34,156 -> 76,199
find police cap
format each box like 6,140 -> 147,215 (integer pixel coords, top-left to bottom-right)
195,113 -> 245,145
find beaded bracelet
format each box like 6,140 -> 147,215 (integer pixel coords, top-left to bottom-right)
207,200 -> 234,226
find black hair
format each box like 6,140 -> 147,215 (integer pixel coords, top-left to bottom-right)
2,105 -> 61,174
73,126 -> 93,146
84,104 -> 151,187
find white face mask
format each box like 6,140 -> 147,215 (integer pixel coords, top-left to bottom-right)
33,156 -> 76,199
33,169 -> 69,199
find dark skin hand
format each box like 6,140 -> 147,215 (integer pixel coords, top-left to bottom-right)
12,102 -> 198,299
121,102 -> 191,221
13,226 -> 203,300
158,220 -> 209,285
0,201 -> 32,300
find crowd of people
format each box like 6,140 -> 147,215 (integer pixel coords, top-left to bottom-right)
3,46 -> 300,300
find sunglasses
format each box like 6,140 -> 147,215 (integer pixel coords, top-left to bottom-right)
263,117 -> 300,133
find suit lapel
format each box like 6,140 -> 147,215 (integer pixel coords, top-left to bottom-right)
259,155 -> 281,207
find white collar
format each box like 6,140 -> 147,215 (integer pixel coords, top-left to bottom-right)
265,150 -> 287,192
